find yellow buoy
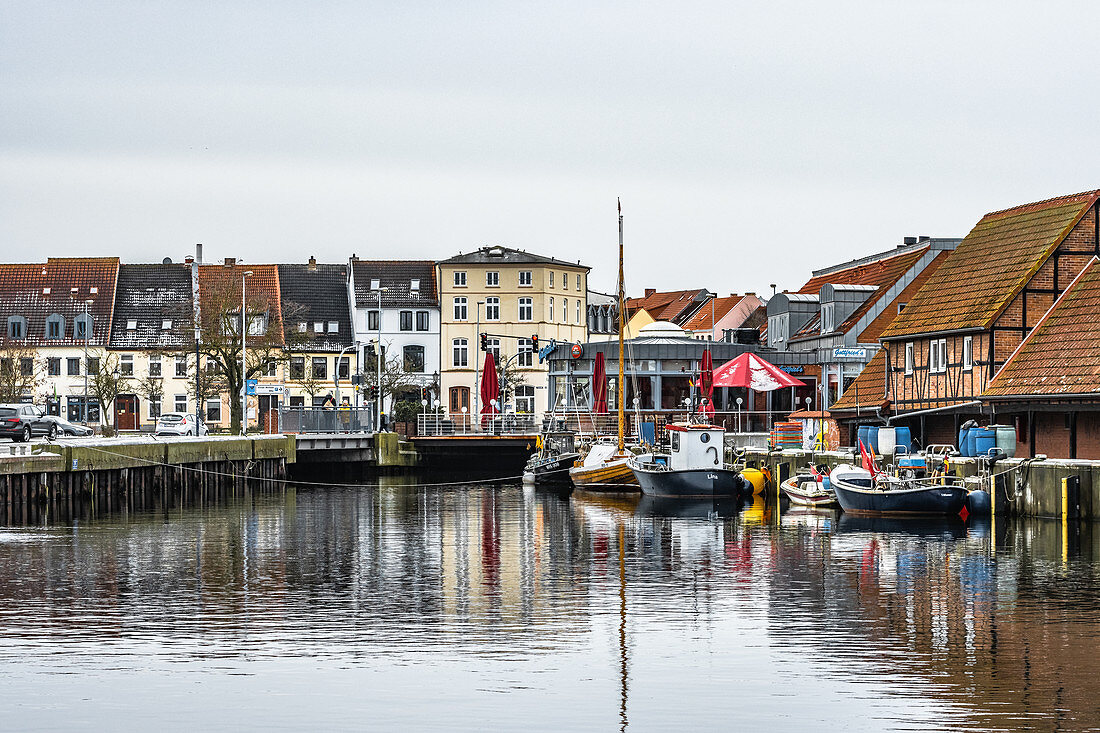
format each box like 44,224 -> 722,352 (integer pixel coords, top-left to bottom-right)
741,468 -> 767,496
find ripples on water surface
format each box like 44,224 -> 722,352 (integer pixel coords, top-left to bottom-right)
1,478 -> 1099,731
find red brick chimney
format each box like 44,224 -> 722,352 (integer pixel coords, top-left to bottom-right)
644,288 -> 656,297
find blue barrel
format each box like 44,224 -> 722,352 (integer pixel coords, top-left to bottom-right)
857,426 -> 871,451
894,426 -> 912,454
958,427 -> 971,457
966,428 -> 980,457
974,427 -> 996,456
822,476 -> 831,493
866,426 -> 879,453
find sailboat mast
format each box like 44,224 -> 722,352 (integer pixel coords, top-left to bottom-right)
617,199 -> 625,453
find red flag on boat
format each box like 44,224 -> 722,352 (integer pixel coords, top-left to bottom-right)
858,439 -> 878,474
700,349 -> 715,417
480,351 -> 499,428
593,352 -> 608,414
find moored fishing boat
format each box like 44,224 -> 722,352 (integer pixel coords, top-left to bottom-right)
780,467 -> 837,507
829,463 -> 968,516
523,430 -> 581,485
629,423 -> 748,498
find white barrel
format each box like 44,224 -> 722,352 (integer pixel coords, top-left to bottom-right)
877,427 -> 896,457
991,424 -> 1017,458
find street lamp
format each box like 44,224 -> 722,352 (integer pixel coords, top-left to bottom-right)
371,287 -> 389,433
240,270 -> 253,435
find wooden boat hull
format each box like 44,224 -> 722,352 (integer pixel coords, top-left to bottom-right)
632,465 -> 746,498
569,458 -> 639,491
831,470 -> 968,517
525,452 -> 580,484
780,476 -> 837,507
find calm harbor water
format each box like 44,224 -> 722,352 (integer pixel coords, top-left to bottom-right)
1,478 -> 1099,731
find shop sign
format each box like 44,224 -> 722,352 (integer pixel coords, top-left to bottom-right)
780,366 -> 804,374
571,343 -> 582,359
831,347 -> 867,360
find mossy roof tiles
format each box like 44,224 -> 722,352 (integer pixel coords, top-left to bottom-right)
983,258 -> 1100,397
881,191 -> 1100,339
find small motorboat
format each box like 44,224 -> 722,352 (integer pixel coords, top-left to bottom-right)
780,467 -> 837,507
629,423 -> 748,498
524,431 -> 581,485
829,463 -> 968,516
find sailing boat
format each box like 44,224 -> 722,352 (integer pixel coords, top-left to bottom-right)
569,200 -> 639,491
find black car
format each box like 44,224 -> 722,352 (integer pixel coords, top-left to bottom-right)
0,404 -> 54,442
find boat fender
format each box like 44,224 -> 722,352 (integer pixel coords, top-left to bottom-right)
741,468 -> 767,495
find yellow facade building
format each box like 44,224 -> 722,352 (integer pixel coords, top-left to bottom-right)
437,246 -> 589,418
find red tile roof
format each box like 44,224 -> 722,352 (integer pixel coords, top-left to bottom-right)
0,257 -> 120,346
197,264 -> 284,343
681,295 -> 746,331
625,289 -> 707,324
983,258 -> 1100,398
882,191 -> 1100,339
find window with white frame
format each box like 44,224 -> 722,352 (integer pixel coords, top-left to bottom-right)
454,271 -> 466,287
519,271 -> 532,287
549,272 -> 554,288
328,321 -> 339,333
485,297 -> 500,321
821,303 -> 834,333
265,360 -> 278,377
174,394 -> 188,413
549,297 -> 554,321
313,322 -> 324,333
206,399 -> 221,423
517,337 -> 533,367
148,354 -> 162,377
930,338 -> 947,374
562,298 -> 567,322
563,273 -> 569,290
576,300 -> 580,324
963,336 -> 973,371
367,310 -> 379,330
453,338 -> 468,367
149,396 -> 162,419
576,275 -> 581,292
121,354 -> 134,376
515,385 -> 535,414
370,278 -> 380,290
518,297 -> 533,322
453,297 -> 468,321
175,355 -> 187,377
904,343 -> 914,375
486,271 -> 499,287
485,337 -> 500,361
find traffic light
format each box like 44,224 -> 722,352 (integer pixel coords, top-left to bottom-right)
480,333 -> 488,351
531,334 -> 539,352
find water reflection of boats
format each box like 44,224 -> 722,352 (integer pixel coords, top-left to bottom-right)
634,493 -> 741,519
836,513 -> 967,539
780,505 -> 839,530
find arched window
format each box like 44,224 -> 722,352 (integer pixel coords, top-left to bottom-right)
45,314 -> 65,340
403,344 -> 425,373
6,316 -> 27,339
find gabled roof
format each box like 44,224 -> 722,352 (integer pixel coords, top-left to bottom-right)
351,259 -> 438,308
983,258 -> 1100,398
109,264 -> 194,350
625,289 -> 709,325
882,191 -> 1100,339
278,263 -> 353,352
438,246 -> 589,271
682,295 -> 747,331
0,257 -> 120,347
197,263 -> 284,342
828,349 -> 889,412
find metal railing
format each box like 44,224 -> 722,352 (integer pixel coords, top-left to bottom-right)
277,407 -> 374,434
416,413 -> 539,436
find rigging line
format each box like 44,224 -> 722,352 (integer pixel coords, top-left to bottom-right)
55,442 -> 530,489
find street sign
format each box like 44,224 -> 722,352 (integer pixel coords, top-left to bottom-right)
245,379 -> 258,396
254,383 -> 284,396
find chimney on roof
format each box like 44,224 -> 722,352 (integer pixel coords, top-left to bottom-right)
196,243 -> 204,263
903,236 -> 918,246
308,256 -> 317,271
644,288 -> 656,297
224,257 -> 236,267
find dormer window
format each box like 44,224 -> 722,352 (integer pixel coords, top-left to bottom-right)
127,320 -> 138,330
45,314 -> 64,339
328,321 -> 338,333
6,316 -> 27,339
42,287 -> 51,295
299,321 -> 308,332
89,287 -> 98,294
70,287 -> 78,295
410,279 -> 420,291
161,319 -> 173,330
74,313 -> 92,340
821,303 -> 834,333
314,322 -> 324,333
370,279 -> 381,290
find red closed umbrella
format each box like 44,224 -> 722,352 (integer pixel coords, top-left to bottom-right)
712,352 -> 806,391
700,349 -> 714,417
480,351 -> 499,428
593,352 -> 608,414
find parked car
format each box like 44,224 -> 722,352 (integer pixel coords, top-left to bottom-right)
155,412 -> 209,437
40,415 -> 94,437
0,404 -> 52,442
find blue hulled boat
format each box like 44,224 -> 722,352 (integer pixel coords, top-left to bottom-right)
829,463 -> 968,517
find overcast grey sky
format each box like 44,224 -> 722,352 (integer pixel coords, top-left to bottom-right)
3,1 -> 1099,294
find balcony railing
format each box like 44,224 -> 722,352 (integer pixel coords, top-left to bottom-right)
277,407 -> 374,434
416,413 -> 539,436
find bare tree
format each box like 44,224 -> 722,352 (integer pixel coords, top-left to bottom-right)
87,350 -> 132,430
291,360 -> 327,404
0,341 -> 41,403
